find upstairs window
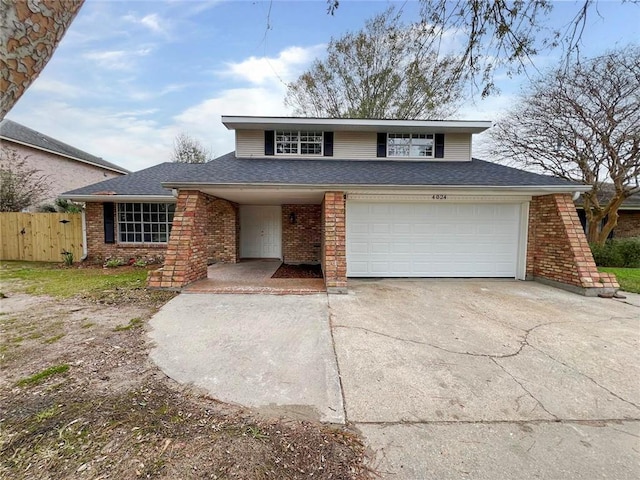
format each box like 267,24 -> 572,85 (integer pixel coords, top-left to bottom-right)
275,130 -> 323,155
387,133 -> 434,158
117,203 -> 175,243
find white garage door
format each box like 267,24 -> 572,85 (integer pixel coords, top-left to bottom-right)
347,202 -> 522,278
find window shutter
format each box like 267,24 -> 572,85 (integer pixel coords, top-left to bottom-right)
435,133 -> 445,158
264,130 -> 274,156
376,132 -> 387,157
103,203 -> 115,244
323,132 -> 334,156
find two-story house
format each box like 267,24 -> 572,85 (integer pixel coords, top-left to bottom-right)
61,116 -> 618,295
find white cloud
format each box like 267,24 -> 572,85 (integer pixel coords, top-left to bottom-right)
222,45 -> 324,85
29,78 -> 86,98
84,48 -> 152,70
123,12 -> 170,36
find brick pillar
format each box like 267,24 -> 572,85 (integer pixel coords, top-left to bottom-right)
527,193 -> 618,296
322,192 -> 347,293
148,190 -> 213,289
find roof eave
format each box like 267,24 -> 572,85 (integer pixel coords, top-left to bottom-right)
59,194 -> 176,202
1,136 -> 130,175
161,181 -> 590,194
221,116 -> 492,134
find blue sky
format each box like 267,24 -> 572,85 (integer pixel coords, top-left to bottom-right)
8,0 -> 639,172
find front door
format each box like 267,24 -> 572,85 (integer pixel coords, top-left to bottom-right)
240,206 -> 282,259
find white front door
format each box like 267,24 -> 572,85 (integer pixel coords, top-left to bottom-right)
240,206 -> 282,259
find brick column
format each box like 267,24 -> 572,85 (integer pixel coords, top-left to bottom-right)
148,190 -> 213,289
527,193 -> 618,296
322,192 -> 347,293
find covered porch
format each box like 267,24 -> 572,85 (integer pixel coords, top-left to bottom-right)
147,188 -> 346,293
182,259 -> 325,294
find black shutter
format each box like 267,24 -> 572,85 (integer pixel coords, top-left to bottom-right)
435,133 -> 445,158
103,202 -> 115,244
323,131 -> 334,156
264,130 -> 274,156
376,132 -> 387,157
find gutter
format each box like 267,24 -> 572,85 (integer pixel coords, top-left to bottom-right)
1,136 -> 130,175
160,181 -> 592,194
58,194 -> 176,202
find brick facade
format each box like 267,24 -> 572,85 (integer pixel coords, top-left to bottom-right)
148,190 -> 215,289
209,199 -> 239,263
282,204 -> 321,264
85,202 -> 168,264
615,211 -> 640,238
527,194 -> 618,295
321,192 -> 347,293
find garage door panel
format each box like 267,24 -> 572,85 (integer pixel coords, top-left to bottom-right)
347,202 -> 520,278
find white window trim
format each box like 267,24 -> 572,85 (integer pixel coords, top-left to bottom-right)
275,130 -> 324,156
387,133 -> 435,159
117,202 -> 175,244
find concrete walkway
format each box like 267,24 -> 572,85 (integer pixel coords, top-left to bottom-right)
148,293 -> 343,423
149,280 -> 640,479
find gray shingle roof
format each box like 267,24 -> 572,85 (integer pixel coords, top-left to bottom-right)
0,119 -> 129,174
63,162 -> 200,196
63,152 -> 582,197
574,184 -> 640,209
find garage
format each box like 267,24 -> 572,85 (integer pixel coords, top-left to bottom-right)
346,199 -> 527,278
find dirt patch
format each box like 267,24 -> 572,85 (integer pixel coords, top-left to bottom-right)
272,264 -> 323,279
0,280 -> 370,478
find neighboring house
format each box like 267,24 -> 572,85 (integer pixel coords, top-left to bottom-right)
575,188 -> 640,239
61,116 -> 618,295
0,119 -> 129,208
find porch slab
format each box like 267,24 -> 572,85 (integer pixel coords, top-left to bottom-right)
182,259 -> 326,294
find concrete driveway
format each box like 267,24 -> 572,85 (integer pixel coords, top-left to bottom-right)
149,280 -> 640,479
330,280 -> 640,479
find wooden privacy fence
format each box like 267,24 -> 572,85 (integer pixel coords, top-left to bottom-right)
0,212 -> 83,262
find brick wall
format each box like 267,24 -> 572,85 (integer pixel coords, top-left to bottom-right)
85,202 -> 168,263
282,204 -> 321,264
148,190 -> 213,289
527,194 -> 618,294
615,211 -> 640,238
208,199 -> 239,263
321,192 -> 347,292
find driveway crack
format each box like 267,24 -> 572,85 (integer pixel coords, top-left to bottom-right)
490,357 -> 558,420
332,321 -> 570,360
326,297 -> 348,424
527,343 -> 640,411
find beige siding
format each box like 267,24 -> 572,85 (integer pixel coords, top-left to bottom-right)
442,133 -> 472,161
235,129 -> 472,161
236,130 -> 265,157
334,131 -> 377,159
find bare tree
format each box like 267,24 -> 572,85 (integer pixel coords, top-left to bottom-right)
324,0 -> 639,98
285,8 -> 464,119
0,148 -> 50,212
0,0 -> 85,120
171,133 -> 212,164
489,45 -> 640,245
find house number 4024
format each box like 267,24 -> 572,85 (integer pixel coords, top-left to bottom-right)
432,194 -> 447,200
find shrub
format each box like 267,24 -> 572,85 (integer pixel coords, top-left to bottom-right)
61,250 -> 74,266
590,238 -> 640,268
104,258 -> 124,268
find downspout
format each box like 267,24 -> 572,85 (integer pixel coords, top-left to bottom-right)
80,207 -> 88,261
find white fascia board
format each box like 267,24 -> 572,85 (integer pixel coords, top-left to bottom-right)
221,116 -> 493,134
0,136 -> 129,174
58,194 -> 175,203
161,182 -> 591,195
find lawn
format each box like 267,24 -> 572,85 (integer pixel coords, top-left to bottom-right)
599,267 -> 640,293
0,261 -> 370,479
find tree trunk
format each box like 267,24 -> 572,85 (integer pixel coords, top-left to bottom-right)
0,0 -> 84,120
596,193 -> 627,244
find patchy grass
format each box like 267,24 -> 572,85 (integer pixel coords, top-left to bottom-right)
114,317 -> 144,332
44,333 -> 65,344
16,364 -> 70,387
0,262 -> 372,478
0,261 -> 174,307
600,267 -> 640,293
